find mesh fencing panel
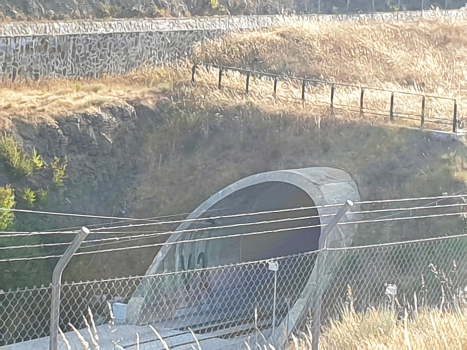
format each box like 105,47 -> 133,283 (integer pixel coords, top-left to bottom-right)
1,234 -> 467,349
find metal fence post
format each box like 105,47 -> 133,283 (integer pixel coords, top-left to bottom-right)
246,71 -> 251,95
390,92 -> 395,122
330,84 -> 335,111
312,200 -> 354,350
268,261 -> 279,344
421,95 -> 426,126
50,227 -> 90,350
273,77 -> 278,97
360,88 -> 365,115
453,99 -> 458,133
191,64 -> 197,85
302,80 -> 306,101
218,68 -> 223,90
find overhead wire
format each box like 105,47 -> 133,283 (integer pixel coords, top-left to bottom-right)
1,199 -> 466,251
0,194 -> 464,237
0,202 -> 343,237
35,203 -> 239,234
78,201 -> 467,251
2,209 -> 467,263
88,194 -> 467,233
0,212 -> 328,250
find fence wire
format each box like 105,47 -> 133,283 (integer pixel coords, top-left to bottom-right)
1,231 -> 467,349
195,63 -> 459,133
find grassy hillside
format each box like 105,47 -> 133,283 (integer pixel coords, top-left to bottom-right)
1,18 -> 467,285
194,19 -> 467,95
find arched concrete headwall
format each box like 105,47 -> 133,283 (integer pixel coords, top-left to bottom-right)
127,167 -> 360,342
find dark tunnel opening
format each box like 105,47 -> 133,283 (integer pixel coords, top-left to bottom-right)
142,182 -> 322,334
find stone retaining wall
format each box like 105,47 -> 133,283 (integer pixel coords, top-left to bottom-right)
1,10 -> 466,81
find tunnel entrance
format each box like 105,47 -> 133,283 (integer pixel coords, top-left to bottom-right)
177,181 -> 321,268
137,182 -> 321,332
128,167 -> 360,346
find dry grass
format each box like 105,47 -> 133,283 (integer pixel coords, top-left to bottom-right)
314,308 -> 467,349
0,76 -> 164,129
1,18 -> 465,131
194,19 -> 467,95
61,306 -> 467,349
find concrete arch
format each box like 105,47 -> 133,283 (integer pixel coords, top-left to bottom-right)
127,167 -> 360,346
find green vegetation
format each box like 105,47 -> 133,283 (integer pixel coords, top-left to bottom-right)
32,149 -> 45,171
0,185 -> 15,230
52,157 -> 67,187
0,137 -> 35,178
75,82 -> 83,92
20,188 -> 36,208
209,0 -> 219,10
158,81 -> 173,93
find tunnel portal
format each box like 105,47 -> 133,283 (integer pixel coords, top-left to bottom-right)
127,167 -> 361,346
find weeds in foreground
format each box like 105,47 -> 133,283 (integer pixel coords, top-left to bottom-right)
56,260 -> 467,349
59,305 -> 467,349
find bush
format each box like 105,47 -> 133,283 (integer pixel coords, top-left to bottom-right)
0,137 -> 35,178
0,185 -> 15,230
52,157 -> 67,187
32,149 -> 45,171
20,188 -> 36,208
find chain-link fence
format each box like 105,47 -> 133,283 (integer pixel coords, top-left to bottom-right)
1,232 -> 467,349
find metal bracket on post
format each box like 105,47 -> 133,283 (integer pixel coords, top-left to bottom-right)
50,227 -> 90,350
312,200 -> 354,350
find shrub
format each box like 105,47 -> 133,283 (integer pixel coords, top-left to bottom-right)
0,185 -> 15,230
52,157 -> 67,187
159,81 -> 173,93
0,137 -> 35,178
32,149 -> 45,171
20,188 -> 36,208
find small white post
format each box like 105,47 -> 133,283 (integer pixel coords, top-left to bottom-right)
268,260 -> 279,343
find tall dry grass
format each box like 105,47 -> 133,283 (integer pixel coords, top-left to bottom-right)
194,19 -> 467,96
315,308 -> 467,349
0,19 -> 465,130
61,306 -> 467,349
